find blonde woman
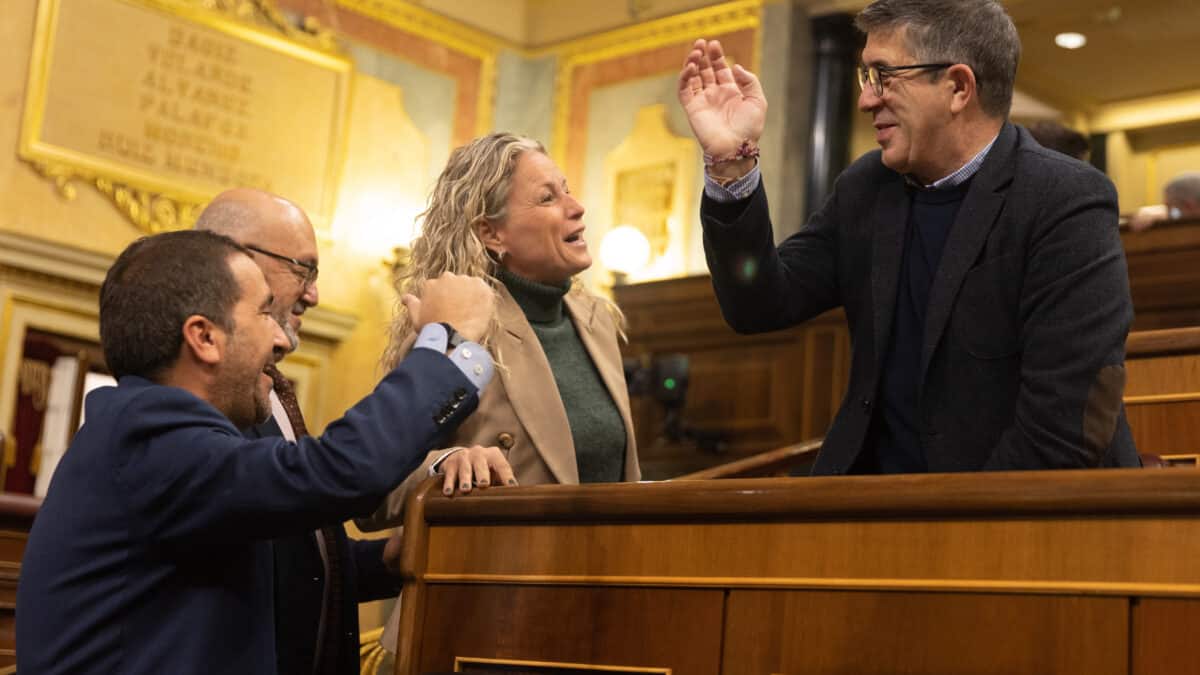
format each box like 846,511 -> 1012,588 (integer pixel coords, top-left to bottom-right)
359,133 -> 641,530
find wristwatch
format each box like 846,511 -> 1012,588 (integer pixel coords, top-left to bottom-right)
438,322 -> 466,349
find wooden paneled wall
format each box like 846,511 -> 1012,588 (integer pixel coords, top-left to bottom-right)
1122,218 -> 1200,331
1125,327 -> 1200,457
613,276 -> 849,479
616,224 -> 1200,476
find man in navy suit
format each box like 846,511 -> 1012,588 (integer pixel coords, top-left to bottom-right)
17,230 -> 496,674
193,189 -> 516,675
196,188 -> 395,675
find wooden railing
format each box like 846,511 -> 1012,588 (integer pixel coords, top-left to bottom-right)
1124,325 -> 1200,458
393,469 -> 1200,675
672,438 -> 822,480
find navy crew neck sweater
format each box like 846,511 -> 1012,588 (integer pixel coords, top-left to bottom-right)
863,180 -> 972,473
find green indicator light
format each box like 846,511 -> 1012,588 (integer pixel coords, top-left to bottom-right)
663,378 -> 677,390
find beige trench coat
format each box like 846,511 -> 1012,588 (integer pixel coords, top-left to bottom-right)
358,284 -> 640,530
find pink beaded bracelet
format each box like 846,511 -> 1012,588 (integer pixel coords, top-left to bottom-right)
703,139 -> 761,166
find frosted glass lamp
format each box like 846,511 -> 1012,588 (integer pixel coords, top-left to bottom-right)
599,225 -> 652,279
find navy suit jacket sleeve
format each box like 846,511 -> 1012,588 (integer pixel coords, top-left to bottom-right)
111,348 -> 476,547
352,538 -> 401,602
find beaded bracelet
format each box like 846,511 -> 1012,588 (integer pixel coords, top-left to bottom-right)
703,139 -> 761,166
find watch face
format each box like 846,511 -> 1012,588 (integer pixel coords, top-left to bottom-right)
441,322 -> 465,348
1169,206 -> 1183,220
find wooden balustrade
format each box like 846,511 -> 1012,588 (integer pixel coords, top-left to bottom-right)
1125,326 -> 1200,458
393,469 -> 1200,675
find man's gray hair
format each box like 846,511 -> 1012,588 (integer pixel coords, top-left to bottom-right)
1165,173 -> 1200,204
856,0 -> 1021,118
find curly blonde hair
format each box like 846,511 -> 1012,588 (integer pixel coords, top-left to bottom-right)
383,132 -> 622,369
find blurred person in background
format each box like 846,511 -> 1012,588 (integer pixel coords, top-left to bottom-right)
1027,120 -> 1090,161
1130,172 -> 1200,231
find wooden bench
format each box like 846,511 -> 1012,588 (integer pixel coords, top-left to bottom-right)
677,325 -> 1200,478
1125,326 -> 1200,461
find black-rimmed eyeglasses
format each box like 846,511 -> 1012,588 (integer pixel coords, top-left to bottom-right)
245,244 -> 319,286
857,62 -> 954,97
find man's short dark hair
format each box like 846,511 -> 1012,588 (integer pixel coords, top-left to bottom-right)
100,230 -> 250,381
1028,121 -> 1091,160
856,0 -> 1021,118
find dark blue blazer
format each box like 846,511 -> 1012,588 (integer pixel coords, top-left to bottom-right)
249,415 -> 401,675
702,123 -> 1139,473
17,348 -> 475,675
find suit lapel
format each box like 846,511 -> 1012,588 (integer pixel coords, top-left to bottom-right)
870,178 -> 911,370
565,293 -> 639,481
495,285 -> 579,484
919,123 -> 1017,384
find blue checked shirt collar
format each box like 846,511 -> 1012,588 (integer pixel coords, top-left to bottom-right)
915,134 -> 999,190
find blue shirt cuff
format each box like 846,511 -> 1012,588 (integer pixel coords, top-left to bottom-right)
412,323 -> 494,392
703,164 -> 761,202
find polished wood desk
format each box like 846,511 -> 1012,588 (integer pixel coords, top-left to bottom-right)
394,470 -> 1200,675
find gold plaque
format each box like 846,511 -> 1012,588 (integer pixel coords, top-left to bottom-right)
20,0 -> 351,231
603,105 -> 697,280
614,162 -> 676,259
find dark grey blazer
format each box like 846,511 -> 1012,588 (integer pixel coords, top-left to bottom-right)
701,123 -> 1139,474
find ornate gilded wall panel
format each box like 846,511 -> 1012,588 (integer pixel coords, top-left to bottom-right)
19,0 -> 351,233
604,104 -> 697,280
548,0 -> 761,194
286,0 -> 498,147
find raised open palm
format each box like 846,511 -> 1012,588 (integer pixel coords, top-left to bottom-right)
677,39 -> 767,159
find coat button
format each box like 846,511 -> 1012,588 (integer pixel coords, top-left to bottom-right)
454,387 -> 467,400
497,432 -> 515,450
861,398 -> 872,411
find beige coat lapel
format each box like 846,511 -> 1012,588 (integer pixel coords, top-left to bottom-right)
496,286 -> 579,483
565,293 -> 641,481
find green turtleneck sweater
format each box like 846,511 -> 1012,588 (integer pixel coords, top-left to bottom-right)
500,269 -> 626,483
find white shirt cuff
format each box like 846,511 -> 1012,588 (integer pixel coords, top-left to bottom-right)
704,164 -> 761,202
428,447 -> 464,476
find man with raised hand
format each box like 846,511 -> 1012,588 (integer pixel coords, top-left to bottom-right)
678,0 -> 1138,473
